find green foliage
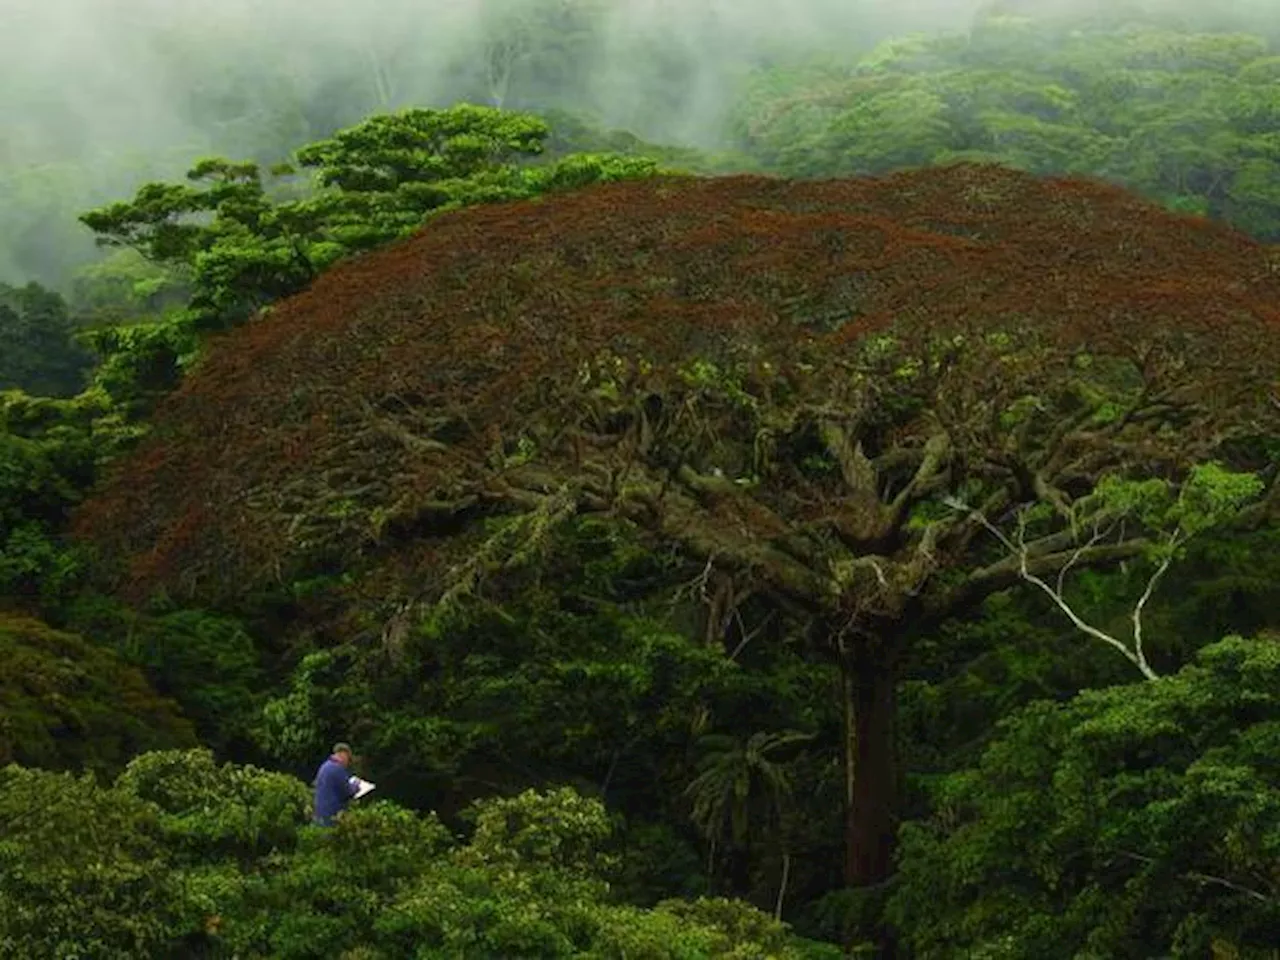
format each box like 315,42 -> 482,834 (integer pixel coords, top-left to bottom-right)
256,600 -> 741,821
686,730 -> 812,849
1093,462 -> 1264,548
295,102 -> 546,195
256,518 -> 740,795
540,108 -> 732,172
461,786 -> 617,877
116,749 -> 309,864
77,311 -> 200,416
254,648 -> 357,769
0,427 -> 82,532
0,614 -> 196,774
0,387 -> 150,605
1154,524 -> 1280,655
890,633 -> 1280,957
2,17 -> 1279,951
247,516 -> 852,916
0,755 -> 829,958
0,281 -> 92,397
611,819 -> 713,905
65,599 -> 266,752
0,765 -> 182,958
69,248 -> 189,326
80,158 -> 322,330
731,18 -> 1280,241
366,791 -> 837,958
655,897 -> 845,959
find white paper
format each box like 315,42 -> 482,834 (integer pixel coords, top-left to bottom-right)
348,776 -> 376,800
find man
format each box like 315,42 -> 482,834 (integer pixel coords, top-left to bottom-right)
312,741 -> 360,826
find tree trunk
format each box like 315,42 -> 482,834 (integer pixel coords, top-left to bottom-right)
843,644 -> 899,888
775,850 -> 791,921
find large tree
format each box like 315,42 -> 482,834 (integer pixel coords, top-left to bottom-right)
75,164 -> 1280,895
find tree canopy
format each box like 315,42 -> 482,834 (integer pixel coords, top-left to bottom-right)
78,163 -> 1280,604
79,104 -> 664,331
0,613 -> 195,773
74,162 -> 1280,899
731,17 -> 1280,241
0,282 -> 93,396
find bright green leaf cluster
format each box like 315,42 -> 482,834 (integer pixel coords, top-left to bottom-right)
890,633 -> 1280,957
0,749 -> 835,958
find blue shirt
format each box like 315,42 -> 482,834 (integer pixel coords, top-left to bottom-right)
313,756 -> 357,826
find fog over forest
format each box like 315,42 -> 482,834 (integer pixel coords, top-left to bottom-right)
5,0 -> 980,163
8,0 -> 1274,162
2,0 -> 1278,287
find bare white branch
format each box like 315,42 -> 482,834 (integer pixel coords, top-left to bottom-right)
1130,530 -> 1181,679
956,504 -> 1161,681
1055,519 -> 1108,598
1119,850 -> 1275,904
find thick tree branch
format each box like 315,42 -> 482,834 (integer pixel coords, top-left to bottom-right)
820,419 -> 878,500
603,466 -> 838,609
926,538 -> 1148,622
887,431 -> 951,526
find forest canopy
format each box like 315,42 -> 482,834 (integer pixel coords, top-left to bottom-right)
3,2 -> 1280,957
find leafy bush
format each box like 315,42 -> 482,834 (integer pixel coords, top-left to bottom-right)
116,748 -> 309,862
0,766 -> 182,957
0,758 -> 832,958
0,614 -> 195,773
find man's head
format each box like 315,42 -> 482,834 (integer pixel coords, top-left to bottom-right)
332,742 -> 353,765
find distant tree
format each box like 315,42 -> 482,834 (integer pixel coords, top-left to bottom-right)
0,161 -> 106,289
730,19 -> 1280,241
462,0 -> 605,110
0,282 -> 93,397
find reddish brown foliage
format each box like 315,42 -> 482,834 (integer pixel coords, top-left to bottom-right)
74,164 -> 1280,605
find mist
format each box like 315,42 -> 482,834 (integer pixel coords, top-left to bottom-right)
3,0 -> 984,165
2,0 -> 1277,287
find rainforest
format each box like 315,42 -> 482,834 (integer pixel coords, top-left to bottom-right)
2,1 -> 1280,957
